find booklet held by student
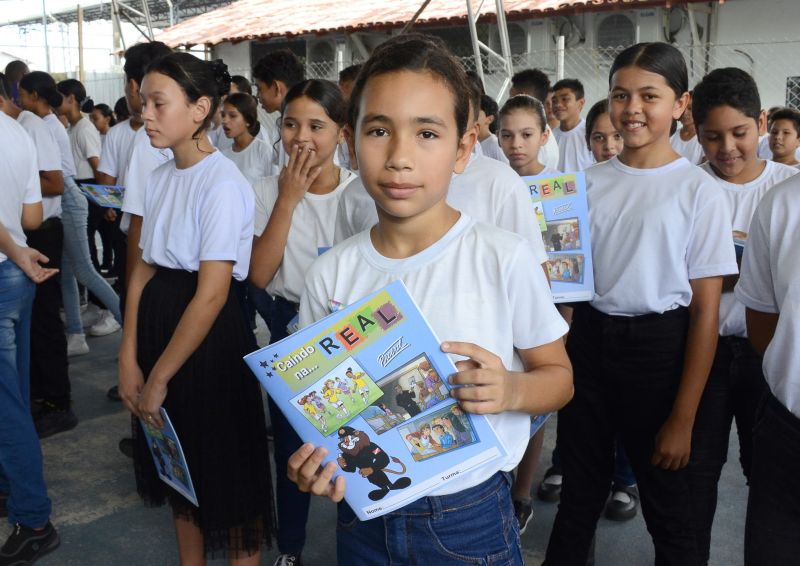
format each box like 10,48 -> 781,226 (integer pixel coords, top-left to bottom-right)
139,407 -> 198,507
523,172 -> 595,303
244,280 -> 507,520
78,183 -> 124,209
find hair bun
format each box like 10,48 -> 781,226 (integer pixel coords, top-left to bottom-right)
81,97 -> 95,113
210,59 -> 231,97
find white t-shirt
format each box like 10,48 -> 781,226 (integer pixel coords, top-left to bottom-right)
98,119 -> 138,185
757,134 -> 800,161
553,119 -> 595,172
17,110 -> 62,221
42,113 -> 76,178
670,128 -> 705,165
68,116 -> 102,180
480,133 -> 509,165
701,160 -> 797,337
140,150 -> 254,281
120,127 -> 173,233
539,129 -> 560,171
253,168 -> 359,302
587,157 -> 738,316
257,106 -> 280,146
221,137 -> 275,187
0,113 -> 41,262
333,154 -> 548,265
299,215 -> 568,495
735,175 -> 800,418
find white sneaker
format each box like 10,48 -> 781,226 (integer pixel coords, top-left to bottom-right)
80,303 -> 102,329
67,333 -> 90,357
88,310 -> 121,337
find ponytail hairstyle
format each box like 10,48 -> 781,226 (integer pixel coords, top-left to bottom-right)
93,103 -> 116,127
113,96 -> 130,121
584,99 -> 609,149
19,71 -> 63,108
347,33 -> 471,139
498,94 -> 547,132
224,92 -> 260,136
57,78 -> 94,112
144,53 -> 231,139
282,79 -> 347,127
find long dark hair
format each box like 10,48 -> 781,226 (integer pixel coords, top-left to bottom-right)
224,92 -> 260,137
93,103 -> 116,127
144,52 -> 231,139
282,79 -> 347,127
609,42 -> 688,99
19,71 -> 62,108
113,96 -> 130,121
498,94 -> 547,132
347,33 -> 471,138
584,99 -> 609,149
57,78 -> 94,112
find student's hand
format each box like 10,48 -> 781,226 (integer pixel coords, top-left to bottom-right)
443,341 -> 514,414
277,146 -> 322,208
288,443 -> 346,502
104,208 -> 118,222
8,245 -> 59,284
118,356 -> 145,418
652,414 -> 693,470
138,377 -> 167,428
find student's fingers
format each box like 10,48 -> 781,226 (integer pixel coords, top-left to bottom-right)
286,144 -> 302,171
450,382 -> 499,403
37,268 -> 59,283
310,460 -> 340,498
330,474 -> 346,503
305,166 -> 322,189
287,443 -> 317,483
298,148 -> 316,178
441,341 -> 502,368
456,399 -> 500,415
448,368 -> 500,387
454,359 -> 480,372
295,446 -> 330,489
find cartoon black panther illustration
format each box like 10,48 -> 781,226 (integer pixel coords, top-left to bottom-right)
336,426 -> 412,501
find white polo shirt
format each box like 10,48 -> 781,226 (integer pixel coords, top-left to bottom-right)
140,150 -> 254,281
587,156 -> 738,316
735,174 -> 800,418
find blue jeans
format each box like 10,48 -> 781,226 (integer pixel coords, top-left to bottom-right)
60,176 -> 121,334
0,261 -> 52,528
337,471 -> 523,565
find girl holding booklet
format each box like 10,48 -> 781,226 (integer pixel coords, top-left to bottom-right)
117,53 -> 274,564
286,34 -> 574,565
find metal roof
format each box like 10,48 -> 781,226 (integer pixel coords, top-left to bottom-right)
155,0 -> 712,48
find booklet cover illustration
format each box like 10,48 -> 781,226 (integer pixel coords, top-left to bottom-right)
523,172 -> 595,303
78,183 -> 124,209
244,280 -> 507,520
139,407 -> 198,507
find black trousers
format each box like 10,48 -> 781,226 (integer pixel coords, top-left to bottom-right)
24,219 -> 70,408
688,335 -> 765,565
545,304 -> 700,566
745,391 -> 800,565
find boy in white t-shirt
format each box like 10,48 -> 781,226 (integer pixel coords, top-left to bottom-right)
288,34 -> 572,566
478,94 -> 509,164
767,107 -> 800,167
734,174 -> 800,565
670,93 -> 705,164
550,79 -> 595,172
689,66 -> 798,565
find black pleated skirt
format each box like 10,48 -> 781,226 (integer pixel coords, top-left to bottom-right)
131,267 -> 275,559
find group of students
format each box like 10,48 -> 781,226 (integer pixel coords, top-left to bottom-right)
1,29 -> 799,566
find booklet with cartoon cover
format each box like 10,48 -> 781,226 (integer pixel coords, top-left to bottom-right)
523,171 -> 595,303
139,407 -> 198,507
244,280 -> 507,520
77,183 -> 124,209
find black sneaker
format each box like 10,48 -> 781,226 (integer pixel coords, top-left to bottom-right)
604,483 -> 639,522
272,553 -> 302,566
34,403 -> 78,439
106,385 -> 121,402
536,466 -> 563,503
512,499 -> 533,535
0,494 -> 6,519
118,438 -> 134,459
0,522 -> 59,565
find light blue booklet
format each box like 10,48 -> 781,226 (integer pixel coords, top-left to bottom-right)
244,280 -> 507,520
523,172 -> 595,303
139,407 -> 198,507
77,183 -> 124,209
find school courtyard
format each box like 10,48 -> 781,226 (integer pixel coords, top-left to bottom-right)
9,327 -> 747,565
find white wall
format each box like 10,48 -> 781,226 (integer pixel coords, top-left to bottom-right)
213,41 -> 250,79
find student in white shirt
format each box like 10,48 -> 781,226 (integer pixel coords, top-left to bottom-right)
734,174 -> 800,565
670,93 -> 705,164
497,94 -> 561,178
510,68 -> 560,170
220,92 -> 275,186
545,42 -> 738,566
0,110 -> 61,566
767,107 -> 800,167
688,67 -> 798,565
88,103 -> 115,142
118,53 -> 274,563
478,94 -> 509,164
248,78 -> 355,566
287,33 -> 572,566
551,79 -> 595,172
